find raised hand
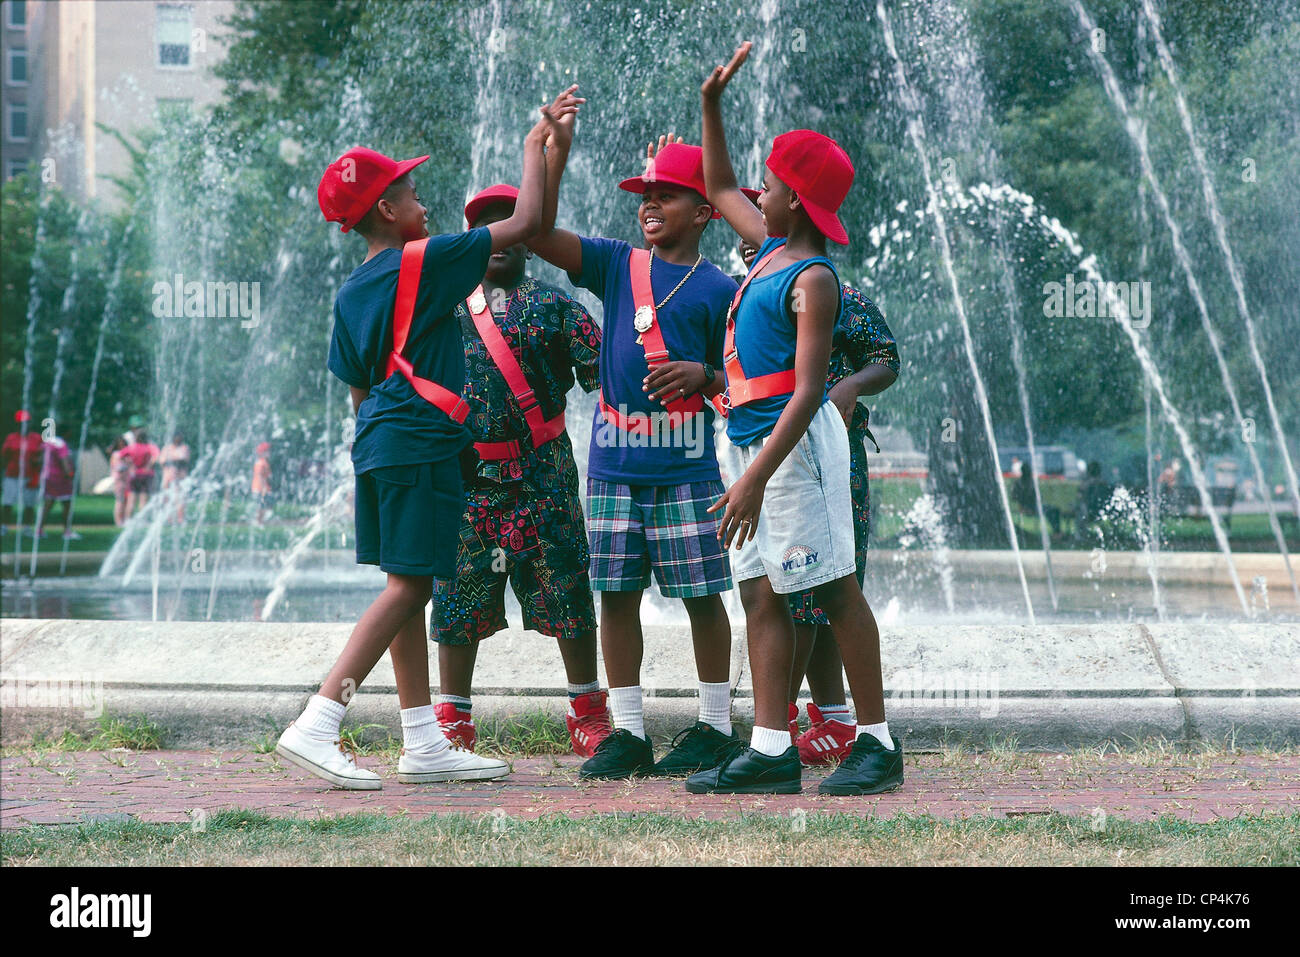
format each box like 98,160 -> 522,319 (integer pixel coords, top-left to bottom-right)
647,133 -> 685,162
543,84 -> 585,152
701,41 -> 752,101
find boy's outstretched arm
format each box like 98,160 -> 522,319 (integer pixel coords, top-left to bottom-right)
489,91 -> 579,252
701,42 -> 766,250
527,88 -> 584,276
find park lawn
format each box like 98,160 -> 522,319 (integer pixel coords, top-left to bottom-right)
2,808 -> 1295,867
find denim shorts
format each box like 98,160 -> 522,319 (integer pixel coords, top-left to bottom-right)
728,401 -> 857,595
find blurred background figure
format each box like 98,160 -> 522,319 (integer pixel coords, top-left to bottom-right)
36,434 -> 77,539
251,442 -> 273,526
160,432 -> 191,523
122,428 -> 160,519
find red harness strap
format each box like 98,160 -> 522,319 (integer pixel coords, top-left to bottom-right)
465,284 -> 567,461
598,248 -> 705,432
385,238 -> 471,423
716,248 -> 793,418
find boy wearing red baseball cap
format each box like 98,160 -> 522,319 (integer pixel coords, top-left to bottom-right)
736,218 -> 902,765
433,146 -> 614,759
275,97 -> 574,790
688,43 -> 902,795
528,118 -> 741,781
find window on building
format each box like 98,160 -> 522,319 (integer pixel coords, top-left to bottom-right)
157,5 -> 192,68
6,2 -> 27,30
7,48 -> 27,85
7,102 -> 27,141
6,159 -> 28,180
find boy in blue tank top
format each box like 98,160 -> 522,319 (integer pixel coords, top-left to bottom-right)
691,42 -> 903,795
528,122 -> 741,780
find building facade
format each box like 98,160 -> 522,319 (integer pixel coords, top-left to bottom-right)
10,0 -> 233,202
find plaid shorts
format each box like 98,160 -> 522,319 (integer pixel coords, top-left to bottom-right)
789,437 -> 871,624
587,478 -> 733,598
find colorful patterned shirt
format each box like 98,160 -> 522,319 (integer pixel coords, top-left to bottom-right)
458,277 -> 601,488
830,285 -> 900,448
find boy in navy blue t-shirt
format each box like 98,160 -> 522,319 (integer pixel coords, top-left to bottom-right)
275,98 -> 577,790
529,129 -> 741,780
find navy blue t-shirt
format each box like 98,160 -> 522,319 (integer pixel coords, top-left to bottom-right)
328,228 -> 492,474
569,237 -> 736,486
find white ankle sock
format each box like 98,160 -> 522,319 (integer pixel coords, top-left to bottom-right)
567,680 -> 600,717
401,704 -> 449,753
818,703 -> 854,726
750,725 -> 792,757
608,685 -> 645,739
858,722 -> 894,751
437,693 -> 472,714
298,694 -> 346,741
698,681 -> 732,735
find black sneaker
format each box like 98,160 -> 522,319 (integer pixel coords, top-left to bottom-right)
817,732 -> 904,795
646,721 -> 740,777
577,728 -> 655,780
685,742 -> 802,794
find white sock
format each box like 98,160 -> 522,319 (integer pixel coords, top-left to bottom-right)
858,722 -> 894,751
818,703 -> 854,726
608,685 -> 645,739
698,681 -> 732,735
750,725 -> 792,757
437,693 -> 472,714
401,704 -> 450,753
298,694 -> 346,741
567,680 -> 601,717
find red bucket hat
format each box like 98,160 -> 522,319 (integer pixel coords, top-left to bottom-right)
318,146 -> 429,233
464,183 -> 519,226
617,142 -> 721,219
765,130 -> 855,245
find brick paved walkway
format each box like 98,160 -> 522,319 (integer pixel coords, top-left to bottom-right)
2,750 -> 1297,827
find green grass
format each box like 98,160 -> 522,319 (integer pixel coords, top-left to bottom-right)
22,713 -> 166,752
2,808 -> 1294,867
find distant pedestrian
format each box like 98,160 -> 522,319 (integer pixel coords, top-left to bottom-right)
160,433 -> 191,522
36,435 -> 77,539
122,428 -> 160,518
251,442 -> 272,525
2,410 -> 43,533
109,435 -> 131,526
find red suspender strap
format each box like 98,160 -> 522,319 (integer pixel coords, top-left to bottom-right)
386,238 -> 471,424
464,285 -> 567,461
626,248 -> 702,419
718,248 -> 795,416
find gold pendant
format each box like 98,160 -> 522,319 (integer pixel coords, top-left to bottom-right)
635,333 -> 644,345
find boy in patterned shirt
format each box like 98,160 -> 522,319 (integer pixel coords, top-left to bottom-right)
434,178 -> 612,758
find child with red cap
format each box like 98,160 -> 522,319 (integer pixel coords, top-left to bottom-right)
689,42 -> 903,795
433,95 -> 613,757
528,108 -> 742,781
2,410 -> 43,534
275,95 -> 575,790
736,208 -> 901,765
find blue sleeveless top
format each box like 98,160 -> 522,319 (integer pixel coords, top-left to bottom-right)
726,237 -> 841,447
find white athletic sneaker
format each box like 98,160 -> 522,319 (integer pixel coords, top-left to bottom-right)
276,722 -> 382,790
396,744 -> 510,783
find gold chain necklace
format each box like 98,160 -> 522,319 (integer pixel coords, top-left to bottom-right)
651,247 -> 703,310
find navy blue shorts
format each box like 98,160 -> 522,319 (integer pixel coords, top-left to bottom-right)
355,459 -> 462,578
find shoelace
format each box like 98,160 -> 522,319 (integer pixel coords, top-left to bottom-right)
714,738 -> 748,768
668,724 -> 703,750
334,738 -> 360,767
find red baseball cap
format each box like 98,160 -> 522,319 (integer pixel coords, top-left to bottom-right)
14,410 -> 30,423
318,146 -> 429,233
618,143 -> 721,219
765,130 -> 855,244
256,442 -> 271,454
464,183 -> 519,226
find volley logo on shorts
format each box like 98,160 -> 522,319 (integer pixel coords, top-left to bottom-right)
782,545 -> 820,575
